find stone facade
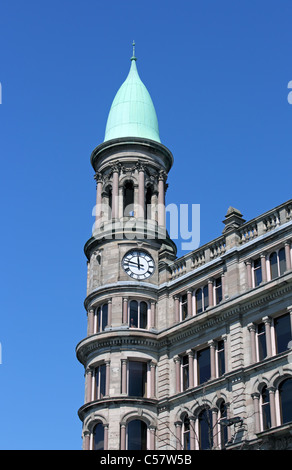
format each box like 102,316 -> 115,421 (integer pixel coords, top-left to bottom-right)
76,131 -> 292,450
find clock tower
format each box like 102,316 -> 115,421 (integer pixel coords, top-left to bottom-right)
76,45 -> 176,450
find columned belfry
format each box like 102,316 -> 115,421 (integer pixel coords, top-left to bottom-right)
77,45 -> 176,451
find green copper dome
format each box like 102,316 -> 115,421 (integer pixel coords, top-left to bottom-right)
104,50 -> 161,143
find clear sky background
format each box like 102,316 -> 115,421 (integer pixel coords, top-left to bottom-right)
0,0 -> 291,450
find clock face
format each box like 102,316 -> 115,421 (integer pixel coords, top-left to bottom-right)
122,250 -> 155,280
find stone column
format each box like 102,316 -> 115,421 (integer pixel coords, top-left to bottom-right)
260,253 -> 267,283
83,431 -> 90,450
94,172 -> 103,228
174,356 -> 181,393
187,290 -> 192,317
209,340 -> 216,379
222,334 -> 228,373
263,316 -> 272,357
247,323 -> 257,363
212,408 -> 218,449
285,241 -> 292,271
111,166 -> 119,219
105,360 -> 110,397
150,362 -> 156,398
174,296 -> 179,322
246,260 -> 252,289
107,299 -> 112,328
87,307 -> 94,336
138,163 -> 145,219
251,392 -> 260,434
189,417 -> 196,450
85,368 -> 93,403
175,422 -> 182,450
120,423 -> 126,450
149,426 -> 156,450
187,350 -> 194,388
208,279 -> 214,307
122,298 -> 128,324
104,424 -> 109,450
158,170 -> 166,228
150,301 -> 156,328
268,387 -> 277,428
121,359 -> 127,395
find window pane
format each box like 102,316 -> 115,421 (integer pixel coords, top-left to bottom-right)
279,248 -> 286,276
130,300 -> 138,328
93,423 -> 104,450
140,302 -> 148,329
101,304 -> 108,331
215,278 -> 222,304
199,409 -> 213,450
128,420 -> 147,450
257,323 -> 267,360
98,364 -> 106,398
253,258 -> 262,286
182,355 -> 189,391
129,361 -> 147,397
197,348 -> 211,384
261,386 -> 271,430
274,313 -> 292,354
217,340 -> 225,376
203,285 -> 209,309
183,416 -> 190,450
279,379 -> 292,424
195,289 -> 203,314
270,252 -> 278,279
181,294 -> 188,320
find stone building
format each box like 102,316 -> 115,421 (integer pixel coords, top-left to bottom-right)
76,48 -> 292,450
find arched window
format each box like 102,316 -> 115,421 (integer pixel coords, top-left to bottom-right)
279,378 -> 292,425
218,401 -> 228,448
93,423 -> 104,450
95,303 -> 108,332
129,300 -> 148,329
260,385 -> 271,430
127,419 -> 147,450
269,248 -> 286,280
124,181 -> 134,217
198,408 -> 213,450
195,285 -> 209,314
182,415 -> 190,450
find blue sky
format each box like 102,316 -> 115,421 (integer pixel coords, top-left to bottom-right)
0,0 -> 291,450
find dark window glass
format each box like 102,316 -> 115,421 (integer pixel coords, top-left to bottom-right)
181,294 -> 188,320
279,379 -> 292,425
199,409 -> 213,450
127,420 -> 147,450
215,278 -> 222,304
145,187 -> 152,219
183,416 -> 190,450
219,402 -> 228,447
261,386 -> 271,430
197,348 -> 211,384
129,300 -> 138,328
203,285 -> 209,309
274,313 -> 291,354
96,364 -> 106,399
98,304 -> 108,332
140,301 -> 148,329
128,361 -> 147,397
217,340 -> 225,376
279,248 -> 286,276
270,252 -> 278,279
257,322 -> 267,360
182,355 -> 189,391
93,423 -> 104,450
253,258 -> 262,286
124,182 -> 134,217
195,289 -> 203,314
